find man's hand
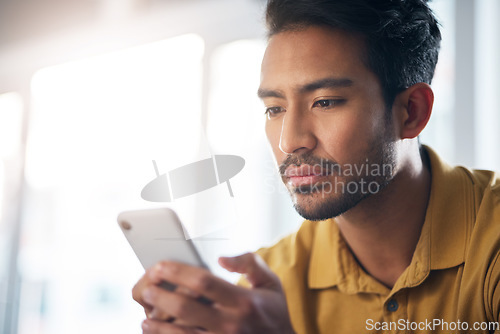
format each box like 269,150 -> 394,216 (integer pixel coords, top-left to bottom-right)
132,253 -> 296,334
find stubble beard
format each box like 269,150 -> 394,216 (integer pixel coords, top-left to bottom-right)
282,132 -> 397,221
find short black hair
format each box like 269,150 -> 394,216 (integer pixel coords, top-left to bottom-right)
266,0 -> 441,107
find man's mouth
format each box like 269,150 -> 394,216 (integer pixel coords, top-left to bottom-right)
284,164 -> 330,187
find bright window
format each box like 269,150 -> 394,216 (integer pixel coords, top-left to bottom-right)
0,92 -> 24,330
19,34 -> 205,334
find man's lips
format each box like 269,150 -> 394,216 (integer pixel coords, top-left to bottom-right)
284,165 -> 329,187
284,164 -> 324,177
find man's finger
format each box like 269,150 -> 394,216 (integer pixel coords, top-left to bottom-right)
133,264 -> 165,305
142,319 -> 207,334
132,274 -> 155,313
147,307 -> 172,321
134,268 -> 177,320
141,285 -> 222,331
219,253 -> 281,290
148,261 -> 246,307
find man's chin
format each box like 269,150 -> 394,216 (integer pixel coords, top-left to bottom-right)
291,191 -> 370,221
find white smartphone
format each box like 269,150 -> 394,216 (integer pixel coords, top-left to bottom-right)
117,207 -> 208,271
118,207 -> 212,304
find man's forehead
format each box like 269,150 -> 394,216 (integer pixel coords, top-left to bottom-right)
263,26 -> 365,58
259,26 -> 368,92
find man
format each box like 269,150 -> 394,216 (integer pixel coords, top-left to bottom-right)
133,0 -> 500,333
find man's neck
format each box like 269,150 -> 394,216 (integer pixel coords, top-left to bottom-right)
335,145 -> 431,289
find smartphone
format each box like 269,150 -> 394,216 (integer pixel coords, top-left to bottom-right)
117,207 -> 208,271
118,207 -> 213,304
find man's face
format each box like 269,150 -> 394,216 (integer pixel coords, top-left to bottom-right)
259,26 -> 397,220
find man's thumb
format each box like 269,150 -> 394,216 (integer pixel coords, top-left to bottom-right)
219,253 -> 280,290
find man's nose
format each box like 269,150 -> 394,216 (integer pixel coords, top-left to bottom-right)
278,109 -> 317,154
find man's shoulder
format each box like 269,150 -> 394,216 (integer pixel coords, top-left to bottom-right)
459,168 -> 500,319
467,168 -> 500,197
424,146 -> 500,224
456,166 -> 500,220
425,145 -> 500,200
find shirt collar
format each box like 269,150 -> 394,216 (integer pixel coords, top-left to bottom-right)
308,146 -> 473,291
421,145 -> 472,270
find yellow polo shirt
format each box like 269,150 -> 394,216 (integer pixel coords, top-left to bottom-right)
254,146 -> 500,333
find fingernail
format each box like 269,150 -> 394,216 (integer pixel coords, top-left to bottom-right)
149,263 -> 163,280
220,256 -> 235,264
160,262 -> 178,276
154,263 -> 164,273
159,264 -> 170,276
142,288 -> 153,303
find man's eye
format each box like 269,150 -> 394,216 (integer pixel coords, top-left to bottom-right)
265,106 -> 285,118
312,99 -> 344,108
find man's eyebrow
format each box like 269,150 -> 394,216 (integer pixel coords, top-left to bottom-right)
300,77 -> 353,93
257,88 -> 285,99
257,77 -> 353,99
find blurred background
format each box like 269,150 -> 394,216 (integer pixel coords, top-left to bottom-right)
0,0 -> 499,333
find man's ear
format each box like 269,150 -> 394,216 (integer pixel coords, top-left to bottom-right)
392,83 -> 434,139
